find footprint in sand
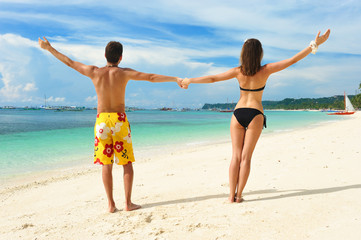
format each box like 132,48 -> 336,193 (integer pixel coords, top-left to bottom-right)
154,229 -> 165,236
187,223 -> 202,232
144,213 -> 153,223
20,223 -> 34,229
242,210 -> 253,215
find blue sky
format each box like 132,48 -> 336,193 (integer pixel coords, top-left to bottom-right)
0,0 -> 360,108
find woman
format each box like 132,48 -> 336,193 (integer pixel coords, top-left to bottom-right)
181,29 -> 331,203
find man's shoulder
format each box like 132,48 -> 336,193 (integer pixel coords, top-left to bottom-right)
120,67 -> 135,72
98,67 -> 135,73
96,66 -> 127,72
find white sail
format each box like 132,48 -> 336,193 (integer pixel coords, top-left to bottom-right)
345,95 -> 355,112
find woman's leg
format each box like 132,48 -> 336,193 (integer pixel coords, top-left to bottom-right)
235,114 -> 264,202
229,115 -> 246,202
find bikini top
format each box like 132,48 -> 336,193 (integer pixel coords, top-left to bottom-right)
239,85 -> 266,92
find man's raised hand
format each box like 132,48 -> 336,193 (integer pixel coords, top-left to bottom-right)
38,37 -> 51,50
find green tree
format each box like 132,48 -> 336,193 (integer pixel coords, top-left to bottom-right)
351,83 -> 361,109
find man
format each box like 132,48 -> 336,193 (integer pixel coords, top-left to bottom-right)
39,37 -> 182,213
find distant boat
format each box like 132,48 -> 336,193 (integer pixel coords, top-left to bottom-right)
327,92 -> 356,115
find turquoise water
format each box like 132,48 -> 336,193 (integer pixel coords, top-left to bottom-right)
0,109 -> 346,179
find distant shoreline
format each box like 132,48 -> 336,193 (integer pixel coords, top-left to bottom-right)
1,93 -> 359,111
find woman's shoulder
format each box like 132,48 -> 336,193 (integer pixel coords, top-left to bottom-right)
260,64 -> 269,71
256,64 -> 272,76
231,66 -> 241,72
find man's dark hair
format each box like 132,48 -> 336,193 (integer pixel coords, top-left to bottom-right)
105,41 -> 123,64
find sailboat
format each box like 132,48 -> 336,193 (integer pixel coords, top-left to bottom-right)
327,92 -> 356,115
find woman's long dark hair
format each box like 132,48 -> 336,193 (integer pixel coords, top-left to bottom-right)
240,39 -> 263,76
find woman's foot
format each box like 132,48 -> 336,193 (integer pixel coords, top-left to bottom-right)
228,196 -> 235,203
235,196 -> 244,203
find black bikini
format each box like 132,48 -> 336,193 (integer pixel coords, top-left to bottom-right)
233,85 -> 267,129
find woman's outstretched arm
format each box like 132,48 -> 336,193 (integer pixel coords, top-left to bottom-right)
181,67 -> 238,89
264,29 -> 331,75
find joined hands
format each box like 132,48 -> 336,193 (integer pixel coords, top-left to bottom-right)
177,78 -> 190,89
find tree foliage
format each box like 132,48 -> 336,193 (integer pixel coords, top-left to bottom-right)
351,83 -> 361,109
202,95 -> 359,110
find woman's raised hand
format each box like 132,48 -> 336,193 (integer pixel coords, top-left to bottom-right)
315,29 -> 331,46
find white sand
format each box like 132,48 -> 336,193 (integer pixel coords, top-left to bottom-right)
1,112 -> 361,240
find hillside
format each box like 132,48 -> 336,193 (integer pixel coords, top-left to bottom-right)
202,95 -> 360,110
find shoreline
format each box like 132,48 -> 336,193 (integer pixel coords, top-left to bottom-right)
0,136 -> 231,187
1,111 -> 354,188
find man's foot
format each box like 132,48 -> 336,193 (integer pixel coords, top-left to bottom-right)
108,203 -> 116,213
235,196 -> 244,203
125,203 -> 141,211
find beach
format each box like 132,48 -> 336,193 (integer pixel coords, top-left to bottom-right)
1,111 -> 360,240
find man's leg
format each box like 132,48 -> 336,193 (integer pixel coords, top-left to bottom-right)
102,164 -> 116,213
123,162 -> 141,211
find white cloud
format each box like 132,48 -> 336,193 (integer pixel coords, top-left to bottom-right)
23,82 -> 38,92
85,95 -> 97,102
0,10 -> 106,32
47,96 -> 65,102
54,43 -> 105,66
0,83 -> 23,100
0,34 -> 39,103
0,33 -> 37,48
108,0 -> 361,54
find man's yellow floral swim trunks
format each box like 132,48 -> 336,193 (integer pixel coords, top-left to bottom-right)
94,112 -> 135,165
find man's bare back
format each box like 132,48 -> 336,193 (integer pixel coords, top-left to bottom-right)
91,66 -> 129,113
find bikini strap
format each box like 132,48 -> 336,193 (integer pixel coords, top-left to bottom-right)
239,85 -> 265,92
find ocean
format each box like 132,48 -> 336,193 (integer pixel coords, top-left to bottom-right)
0,109 -> 346,180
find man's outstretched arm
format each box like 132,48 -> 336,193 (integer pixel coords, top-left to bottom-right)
38,37 -> 97,78
124,68 -> 183,87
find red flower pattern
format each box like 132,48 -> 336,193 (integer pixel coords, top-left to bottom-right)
97,113 -> 100,118
117,113 -> 126,122
103,144 -> 114,157
94,158 -> 103,165
94,136 -> 99,146
114,141 -> 124,153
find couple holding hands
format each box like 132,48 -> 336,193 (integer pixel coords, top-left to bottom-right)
39,29 -> 330,212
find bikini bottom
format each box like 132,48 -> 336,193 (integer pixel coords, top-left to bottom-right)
233,108 -> 266,129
